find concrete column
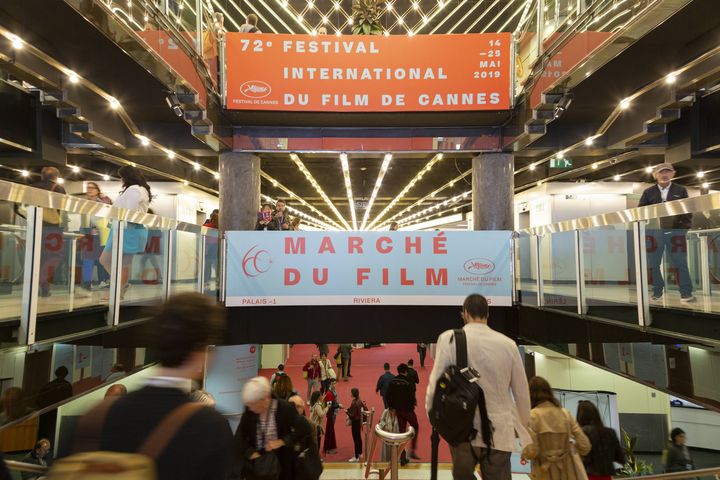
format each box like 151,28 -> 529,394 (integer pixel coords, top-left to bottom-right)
472,153 -> 514,230
219,152 -> 260,231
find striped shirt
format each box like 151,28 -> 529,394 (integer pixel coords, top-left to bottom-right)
255,400 -> 279,449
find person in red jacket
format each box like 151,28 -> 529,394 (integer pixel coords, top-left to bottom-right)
323,379 -> 341,455
302,354 -> 321,403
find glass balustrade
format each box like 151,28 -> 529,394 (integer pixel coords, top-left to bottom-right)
515,192 -> 720,341
0,180 -> 217,348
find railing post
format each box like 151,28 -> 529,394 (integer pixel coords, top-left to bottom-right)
537,0 -> 544,56
163,229 -> 175,301
535,234 -> 544,306
219,33 -> 227,107
219,232 -> 226,303
107,220 -> 125,327
633,221 -> 650,327
511,234 -> 519,305
195,0 -> 203,54
699,234 -> 710,297
197,233 -> 206,293
20,207 -> 42,345
574,230 -> 586,316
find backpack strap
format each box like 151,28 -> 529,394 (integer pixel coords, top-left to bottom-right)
453,329 -> 468,370
138,402 -> 205,459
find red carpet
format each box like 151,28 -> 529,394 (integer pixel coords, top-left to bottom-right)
259,343 -> 452,463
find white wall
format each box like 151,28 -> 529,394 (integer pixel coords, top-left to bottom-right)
531,347 -> 671,417
670,407 -> 720,450
260,345 -> 289,370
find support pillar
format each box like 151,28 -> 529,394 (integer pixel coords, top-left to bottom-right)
219,152 -> 260,231
472,153 -> 514,230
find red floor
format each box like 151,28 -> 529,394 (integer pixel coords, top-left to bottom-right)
259,343 -> 452,463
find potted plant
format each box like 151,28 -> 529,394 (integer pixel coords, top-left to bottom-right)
351,0 -> 383,35
616,429 -> 655,477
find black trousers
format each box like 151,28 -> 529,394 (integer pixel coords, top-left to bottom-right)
351,419 -> 362,458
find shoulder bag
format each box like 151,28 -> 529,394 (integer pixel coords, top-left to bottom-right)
565,409 -> 589,480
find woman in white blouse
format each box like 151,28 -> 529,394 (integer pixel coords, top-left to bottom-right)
99,166 -> 151,298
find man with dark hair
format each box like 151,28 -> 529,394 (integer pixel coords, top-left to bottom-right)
74,293 -> 233,480
386,363 -> 420,463
37,366 -> 74,439
426,294 -> 531,480
375,363 -> 394,409
239,13 -> 260,33
273,200 -> 293,231
638,163 -> 695,302
406,359 -> 419,394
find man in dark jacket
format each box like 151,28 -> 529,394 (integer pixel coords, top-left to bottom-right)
74,293 -> 234,480
406,359 -> 419,400
386,363 -> 420,462
375,363 -> 394,409
638,163 -> 695,302
664,428 -> 694,473
37,366 -> 74,439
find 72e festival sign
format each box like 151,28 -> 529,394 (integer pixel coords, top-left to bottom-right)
225,33 -> 512,112
225,231 -> 513,307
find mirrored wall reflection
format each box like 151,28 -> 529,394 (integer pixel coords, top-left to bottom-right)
0,343 -> 152,462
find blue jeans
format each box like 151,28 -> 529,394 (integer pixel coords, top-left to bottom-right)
646,230 -> 693,296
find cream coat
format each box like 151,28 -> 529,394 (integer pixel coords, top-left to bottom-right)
522,402 -> 591,480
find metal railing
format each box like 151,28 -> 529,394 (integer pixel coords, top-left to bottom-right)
0,179 -> 219,347
362,407 -> 376,462
514,191 -> 720,331
365,425 -> 415,480
5,459 -> 49,475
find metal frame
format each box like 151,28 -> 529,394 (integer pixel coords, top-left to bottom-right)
20,207 -> 42,345
574,230 -> 586,316
197,234 -> 206,294
633,221 -> 650,327
535,234 -> 544,306
163,229 -> 175,302
219,232 -> 227,303
698,234 -> 711,296
107,220 -> 125,327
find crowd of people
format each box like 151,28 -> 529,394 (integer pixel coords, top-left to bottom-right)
0,293 -> 699,480
255,200 -> 299,231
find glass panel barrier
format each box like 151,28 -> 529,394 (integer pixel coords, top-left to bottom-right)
516,231 -> 540,306
580,222 -> 638,325
540,231 -> 577,312
203,230 -> 219,297
35,211 -> 109,342
0,201 -> 27,329
118,223 -> 169,323
171,230 -> 200,296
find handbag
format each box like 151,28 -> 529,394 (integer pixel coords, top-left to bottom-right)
246,452 -> 280,480
295,445 -> 323,480
334,352 -> 342,366
565,410 -> 589,480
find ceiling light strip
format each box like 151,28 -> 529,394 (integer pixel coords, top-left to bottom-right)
239,0 -> 281,33
429,0 -> 469,34
495,0 -> 530,33
360,153 -> 392,231
254,0 -> 296,33
290,153 -> 351,230
379,170 -> 471,229
210,0 -> 243,30
461,0 -> 504,34
271,0 -> 313,34
340,153 -> 358,230
365,153 -> 444,230
260,171 -> 344,230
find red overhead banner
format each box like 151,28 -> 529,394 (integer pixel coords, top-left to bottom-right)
225,33 -> 512,112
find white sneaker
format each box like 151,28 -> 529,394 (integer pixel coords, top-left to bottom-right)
348,457 -> 358,462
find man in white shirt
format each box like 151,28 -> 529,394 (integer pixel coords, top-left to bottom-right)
425,294 -> 531,480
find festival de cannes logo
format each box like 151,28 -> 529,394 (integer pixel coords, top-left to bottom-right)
242,245 -> 272,277
240,81 -> 271,99
463,258 -> 496,275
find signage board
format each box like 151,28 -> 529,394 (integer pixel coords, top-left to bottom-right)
225,33 -> 512,112
204,344 -> 259,414
225,231 -> 513,306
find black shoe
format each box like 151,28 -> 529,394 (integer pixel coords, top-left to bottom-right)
680,294 -> 697,303
39,287 -> 51,298
651,290 -> 663,301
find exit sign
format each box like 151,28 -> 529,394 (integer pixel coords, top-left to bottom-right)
550,158 -> 572,168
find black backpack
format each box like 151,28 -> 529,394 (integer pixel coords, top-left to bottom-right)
429,329 -> 493,447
